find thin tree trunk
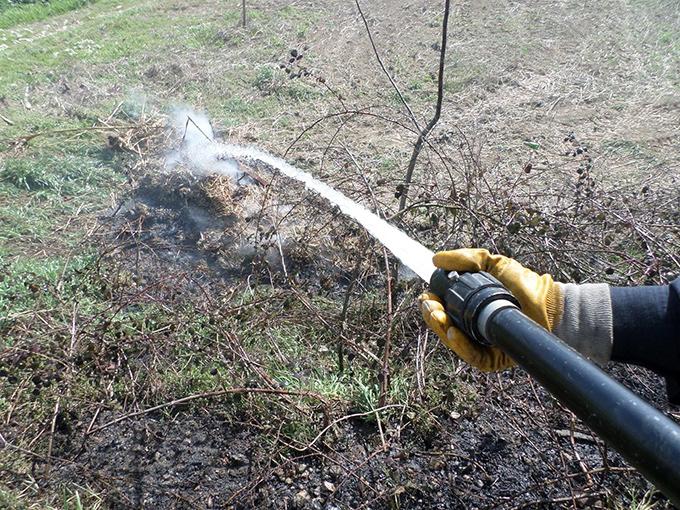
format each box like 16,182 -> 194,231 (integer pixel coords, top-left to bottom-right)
241,0 -> 246,27
398,0 -> 451,212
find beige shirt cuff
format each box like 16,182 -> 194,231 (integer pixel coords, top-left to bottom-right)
553,283 -> 613,364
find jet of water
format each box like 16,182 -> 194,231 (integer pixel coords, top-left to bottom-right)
218,144 -> 436,282
167,108 -> 436,281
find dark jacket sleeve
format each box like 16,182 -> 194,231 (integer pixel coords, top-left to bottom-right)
610,278 -> 680,403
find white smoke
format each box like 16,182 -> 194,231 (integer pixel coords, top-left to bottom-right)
171,106 -> 214,142
164,107 -> 436,281
166,107 -> 242,180
214,144 -> 437,281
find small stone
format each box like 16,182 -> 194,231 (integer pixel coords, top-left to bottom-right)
294,489 -> 310,507
393,449 -> 408,460
229,453 -> 248,466
476,479 -> 484,488
449,411 -> 461,420
323,481 -> 336,492
429,458 -> 446,470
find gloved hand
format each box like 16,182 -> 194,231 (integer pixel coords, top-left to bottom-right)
419,248 -> 563,371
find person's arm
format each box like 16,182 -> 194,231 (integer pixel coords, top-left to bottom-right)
552,278 -> 680,401
610,279 -> 680,402
421,249 -> 680,399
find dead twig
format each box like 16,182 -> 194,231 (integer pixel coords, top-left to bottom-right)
568,415 -> 595,486
87,387 -> 329,436
288,404 -> 404,452
45,398 -> 60,477
378,247 -> 394,408
181,115 -> 213,143
4,124 -> 160,146
337,258 -> 364,372
284,107 -> 415,156
512,491 -> 607,510
354,0 -> 421,131
0,112 -> 14,126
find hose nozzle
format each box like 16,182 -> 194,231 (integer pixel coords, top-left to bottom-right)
429,268 -> 520,346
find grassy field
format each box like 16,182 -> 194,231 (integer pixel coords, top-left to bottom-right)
1,0 -> 679,508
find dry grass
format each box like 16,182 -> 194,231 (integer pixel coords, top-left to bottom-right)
1,0 -> 679,508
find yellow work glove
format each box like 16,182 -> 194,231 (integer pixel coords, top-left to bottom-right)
419,248 -> 563,371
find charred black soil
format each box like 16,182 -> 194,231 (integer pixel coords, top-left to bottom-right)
49,365 -> 669,509
34,158 -> 674,509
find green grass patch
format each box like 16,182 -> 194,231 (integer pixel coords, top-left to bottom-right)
0,150 -> 125,246
0,472 -> 105,509
0,488 -> 27,510
211,95 -> 279,126
0,194 -> 75,242
0,0 -> 96,29
0,0 -> 210,97
157,361 -> 226,397
0,252 -> 102,328
602,139 -> 643,156
1,152 -> 119,194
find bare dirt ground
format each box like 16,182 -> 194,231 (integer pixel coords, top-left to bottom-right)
1,0 -> 679,508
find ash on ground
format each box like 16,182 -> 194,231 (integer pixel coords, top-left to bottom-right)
105,155 -> 385,299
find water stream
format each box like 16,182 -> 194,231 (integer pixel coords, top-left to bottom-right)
220,144 -> 436,282
170,110 -> 436,282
